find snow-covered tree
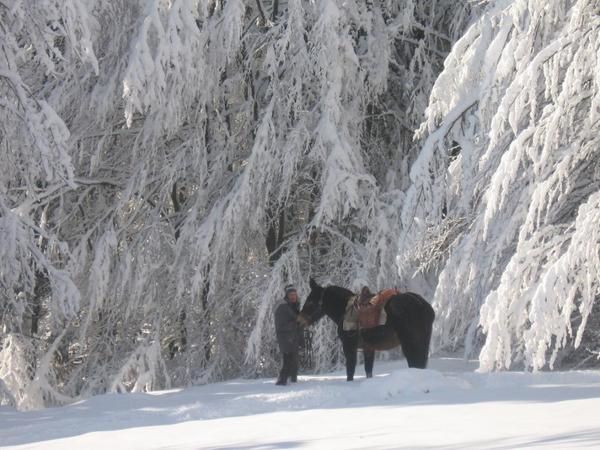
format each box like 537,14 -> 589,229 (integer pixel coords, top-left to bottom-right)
6,0 -> 596,412
1,0 -> 474,409
399,0 -> 600,370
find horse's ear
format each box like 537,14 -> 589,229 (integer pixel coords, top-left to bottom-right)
309,278 -> 319,290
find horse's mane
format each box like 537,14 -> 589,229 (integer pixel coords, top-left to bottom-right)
326,285 -> 354,299
320,285 -> 354,325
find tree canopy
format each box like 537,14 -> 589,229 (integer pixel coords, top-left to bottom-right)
1,0 -> 598,409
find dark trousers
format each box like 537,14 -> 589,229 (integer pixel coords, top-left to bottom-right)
278,351 -> 298,383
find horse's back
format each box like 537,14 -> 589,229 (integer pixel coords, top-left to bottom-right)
386,292 -> 435,327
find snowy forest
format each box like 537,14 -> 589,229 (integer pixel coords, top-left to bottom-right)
0,0 -> 598,410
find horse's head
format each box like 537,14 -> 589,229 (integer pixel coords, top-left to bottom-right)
298,278 -> 326,327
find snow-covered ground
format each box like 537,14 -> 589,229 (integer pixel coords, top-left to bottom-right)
2,357 -> 600,449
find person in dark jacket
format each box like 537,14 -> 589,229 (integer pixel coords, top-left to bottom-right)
274,284 -> 301,385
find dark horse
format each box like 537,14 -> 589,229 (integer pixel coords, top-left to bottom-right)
298,278 -> 435,381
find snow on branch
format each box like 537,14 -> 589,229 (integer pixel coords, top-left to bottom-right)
399,0 -> 600,369
2,0 -> 478,407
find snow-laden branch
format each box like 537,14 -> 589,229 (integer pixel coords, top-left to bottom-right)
1,0 -> 476,408
398,0 -> 600,369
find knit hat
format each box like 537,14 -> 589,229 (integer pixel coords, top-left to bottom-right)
284,284 -> 297,295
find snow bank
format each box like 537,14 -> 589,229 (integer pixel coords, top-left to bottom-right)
2,358 -> 600,449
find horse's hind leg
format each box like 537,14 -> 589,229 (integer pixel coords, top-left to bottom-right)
401,338 -> 426,368
389,294 -> 435,369
341,332 -> 358,381
400,323 -> 433,368
419,320 -> 433,368
411,303 -> 434,368
364,349 -> 374,378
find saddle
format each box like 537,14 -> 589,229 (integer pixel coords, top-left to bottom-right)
342,288 -> 399,331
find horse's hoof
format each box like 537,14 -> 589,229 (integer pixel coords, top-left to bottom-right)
366,373 -> 373,378
347,377 -> 354,381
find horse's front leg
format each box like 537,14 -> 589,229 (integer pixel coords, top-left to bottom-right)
364,349 -> 375,378
341,332 -> 358,381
